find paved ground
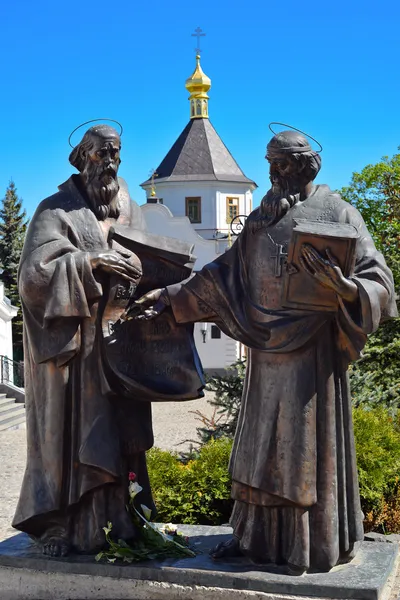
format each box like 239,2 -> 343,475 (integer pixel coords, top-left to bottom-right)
0,392 -> 216,541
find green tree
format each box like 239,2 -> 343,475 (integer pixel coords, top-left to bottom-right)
339,150 -> 400,409
0,181 -> 29,359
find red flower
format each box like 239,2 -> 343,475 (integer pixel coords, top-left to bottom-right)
128,472 -> 136,482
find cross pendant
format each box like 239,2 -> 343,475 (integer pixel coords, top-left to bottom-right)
272,244 -> 288,277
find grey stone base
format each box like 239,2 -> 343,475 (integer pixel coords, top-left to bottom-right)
0,525 -> 398,600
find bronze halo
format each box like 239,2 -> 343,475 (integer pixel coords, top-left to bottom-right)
268,122 -> 323,153
68,119 -> 123,148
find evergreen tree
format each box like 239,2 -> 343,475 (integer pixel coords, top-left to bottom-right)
0,181 -> 28,359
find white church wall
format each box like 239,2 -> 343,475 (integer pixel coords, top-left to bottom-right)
0,282 -> 18,360
215,184 -> 254,232
193,324 -> 238,372
143,181 -> 254,241
141,203 -> 230,268
0,318 -> 9,357
144,182 -> 217,233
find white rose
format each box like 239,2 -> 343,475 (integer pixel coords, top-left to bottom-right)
129,481 -> 143,499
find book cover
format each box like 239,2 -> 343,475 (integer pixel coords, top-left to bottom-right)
101,226 -> 205,401
282,220 -> 358,312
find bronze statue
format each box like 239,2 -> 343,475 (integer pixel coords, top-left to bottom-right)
133,130 -> 398,573
12,125 -> 156,557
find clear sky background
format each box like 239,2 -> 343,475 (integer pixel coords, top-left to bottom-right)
1,0 -> 400,217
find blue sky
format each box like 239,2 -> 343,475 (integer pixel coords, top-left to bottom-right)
1,0 -> 400,217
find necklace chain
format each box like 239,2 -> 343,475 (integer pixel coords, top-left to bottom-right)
266,232 -> 287,249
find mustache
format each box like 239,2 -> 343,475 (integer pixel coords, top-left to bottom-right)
100,165 -> 117,179
83,162 -> 118,185
269,170 -> 300,193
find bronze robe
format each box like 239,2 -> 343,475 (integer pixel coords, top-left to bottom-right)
13,176 -> 154,552
168,185 -> 397,571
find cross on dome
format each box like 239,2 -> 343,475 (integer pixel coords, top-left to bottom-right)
191,27 -> 206,55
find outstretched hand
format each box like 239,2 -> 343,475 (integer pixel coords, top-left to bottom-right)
121,288 -> 170,321
300,245 -> 358,303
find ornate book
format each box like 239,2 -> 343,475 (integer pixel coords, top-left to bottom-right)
101,225 -> 205,402
282,220 -> 359,312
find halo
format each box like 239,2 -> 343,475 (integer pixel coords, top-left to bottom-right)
68,119 -> 123,148
268,122 -> 323,153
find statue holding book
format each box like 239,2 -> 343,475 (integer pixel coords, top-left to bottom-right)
133,127 -> 398,573
12,123 -> 204,558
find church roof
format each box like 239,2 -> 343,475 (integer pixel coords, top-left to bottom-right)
140,118 -> 257,188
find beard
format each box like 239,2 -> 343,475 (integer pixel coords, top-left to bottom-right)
259,168 -> 306,225
269,168 -> 301,199
81,161 -> 120,220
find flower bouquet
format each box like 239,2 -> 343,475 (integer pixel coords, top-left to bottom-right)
95,473 -> 196,563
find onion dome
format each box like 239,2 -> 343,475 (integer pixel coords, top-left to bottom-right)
185,54 -> 211,119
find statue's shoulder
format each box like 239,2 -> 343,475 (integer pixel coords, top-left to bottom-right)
310,184 -> 352,222
33,190 -> 71,220
316,184 -> 343,203
32,177 -> 84,223
316,184 -> 364,224
244,206 -> 263,226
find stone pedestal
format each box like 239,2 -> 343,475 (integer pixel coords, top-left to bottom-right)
0,525 -> 398,600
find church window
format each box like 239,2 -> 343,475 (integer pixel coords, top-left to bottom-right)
211,325 -> 221,339
196,100 -> 202,115
186,197 -> 201,223
226,197 -> 239,223
191,102 -> 195,117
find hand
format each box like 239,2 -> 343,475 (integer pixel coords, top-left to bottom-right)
122,288 -> 170,321
90,250 -> 142,283
300,245 -> 358,303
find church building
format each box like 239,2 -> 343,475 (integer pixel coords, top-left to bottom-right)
141,53 -> 256,240
140,52 -> 257,372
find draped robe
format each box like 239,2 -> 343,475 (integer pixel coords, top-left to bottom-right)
167,184 -> 398,571
13,175 -> 155,552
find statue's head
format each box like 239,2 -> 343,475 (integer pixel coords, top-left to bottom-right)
69,125 -> 121,219
266,131 -> 321,191
258,130 -> 322,223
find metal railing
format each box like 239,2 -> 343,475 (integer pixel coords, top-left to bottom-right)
0,355 -> 25,389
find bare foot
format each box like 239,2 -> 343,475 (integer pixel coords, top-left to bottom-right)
42,537 -> 70,557
210,537 -> 243,559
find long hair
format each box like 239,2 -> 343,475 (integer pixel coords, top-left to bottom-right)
290,150 -> 322,182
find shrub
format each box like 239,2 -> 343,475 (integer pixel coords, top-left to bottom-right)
364,487 -> 400,534
147,437 -> 233,526
353,406 -> 400,532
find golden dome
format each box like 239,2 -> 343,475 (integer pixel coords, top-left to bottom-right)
185,54 -> 211,119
